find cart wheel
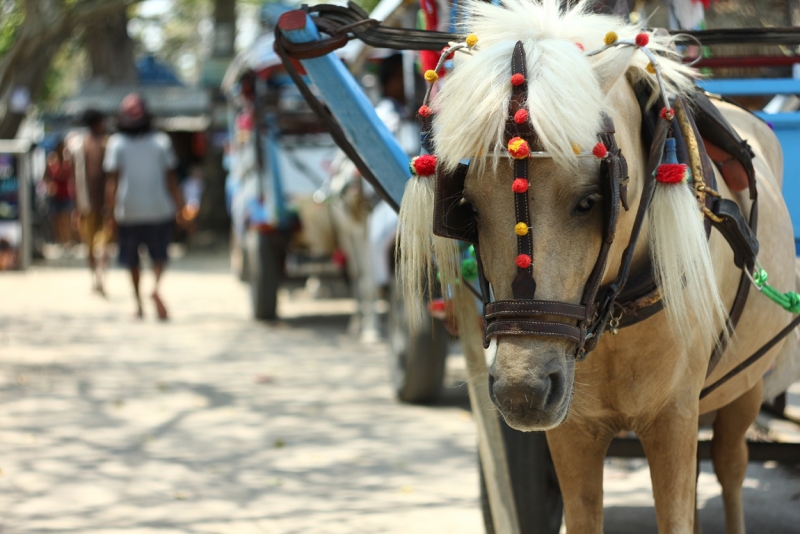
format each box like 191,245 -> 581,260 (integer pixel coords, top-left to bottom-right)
480,424 -> 563,534
387,279 -> 448,404
247,230 -> 281,320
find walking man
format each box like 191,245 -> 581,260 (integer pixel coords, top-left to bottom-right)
104,94 -> 185,320
68,109 -> 109,294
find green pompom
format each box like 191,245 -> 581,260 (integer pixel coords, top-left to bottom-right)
461,258 -> 478,281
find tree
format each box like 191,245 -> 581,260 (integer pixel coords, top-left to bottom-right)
0,0 -> 139,139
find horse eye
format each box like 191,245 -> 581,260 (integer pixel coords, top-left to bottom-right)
574,195 -> 598,215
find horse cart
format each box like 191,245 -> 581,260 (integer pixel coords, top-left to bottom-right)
275,2 -> 800,532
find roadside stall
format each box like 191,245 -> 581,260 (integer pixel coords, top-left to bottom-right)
0,140 -> 34,271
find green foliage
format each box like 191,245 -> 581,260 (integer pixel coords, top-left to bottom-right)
351,0 -> 381,14
40,35 -> 89,105
0,0 -> 24,57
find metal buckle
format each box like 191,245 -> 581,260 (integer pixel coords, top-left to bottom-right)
608,303 -> 623,335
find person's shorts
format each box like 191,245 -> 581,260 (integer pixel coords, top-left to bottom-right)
79,212 -> 111,251
117,220 -> 172,268
51,198 -> 73,214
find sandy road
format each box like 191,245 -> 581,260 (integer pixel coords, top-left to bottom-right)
0,250 -> 798,533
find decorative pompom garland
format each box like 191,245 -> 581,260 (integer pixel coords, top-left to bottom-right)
418,105 -> 432,118
516,254 -> 532,269
511,73 -> 526,87
409,154 -> 437,176
656,163 -> 690,184
465,34 -> 478,48
507,137 -> 530,159
512,178 -> 529,193
592,142 -> 608,159
635,33 -> 650,47
571,143 -> 582,155
604,31 -> 618,45
514,109 -> 529,124
424,70 -> 439,83
514,222 -> 529,236
646,62 -> 656,74
660,107 -> 675,121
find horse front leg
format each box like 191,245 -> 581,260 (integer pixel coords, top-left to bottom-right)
711,379 -> 762,534
638,402 -> 700,533
547,423 -> 610,533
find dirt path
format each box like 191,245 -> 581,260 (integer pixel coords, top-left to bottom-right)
0,252 -> 797,533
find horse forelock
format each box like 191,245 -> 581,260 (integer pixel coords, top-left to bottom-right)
432,0 -> 697,173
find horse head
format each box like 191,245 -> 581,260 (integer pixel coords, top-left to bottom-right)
398,0 -> 728,431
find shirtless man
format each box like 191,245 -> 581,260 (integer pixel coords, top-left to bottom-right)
69,109 -> 109,294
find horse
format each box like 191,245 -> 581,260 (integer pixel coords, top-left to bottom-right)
398,0 -> 800,531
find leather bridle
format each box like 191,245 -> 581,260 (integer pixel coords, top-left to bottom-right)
433,41 -> 671,360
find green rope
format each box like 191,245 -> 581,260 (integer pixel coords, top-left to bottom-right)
752,268 -> 800,314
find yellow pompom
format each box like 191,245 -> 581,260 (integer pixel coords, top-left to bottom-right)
424,70 -> 439,83
466,34 -> 478,47
646,62 -> 656,74
514,222 -> 529,236
571,142 -> 582,155
604,31 -> 618,45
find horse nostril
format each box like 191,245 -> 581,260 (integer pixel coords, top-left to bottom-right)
487,373 -> 498,403
543,370 -> 564,411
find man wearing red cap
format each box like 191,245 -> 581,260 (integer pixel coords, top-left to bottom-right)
103,94 -> 185,320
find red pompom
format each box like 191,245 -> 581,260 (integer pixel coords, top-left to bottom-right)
511,73 -> 525,86
592,142 -> 608,159
514,109 -> 529,124
507,137 -> 530,159
660,107 -> 674,121
516,254 -> 532,269
411,154 -> 437,176
418,105 -> 432,118
575,42 -> 584,51
635,33 -> 650,47
655,163 -> 689,184
512,178 -> 529,193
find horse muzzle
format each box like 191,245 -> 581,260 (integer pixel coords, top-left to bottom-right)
488,344 -> 572,431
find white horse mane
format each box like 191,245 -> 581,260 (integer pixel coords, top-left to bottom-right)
433,0 -> 696,172
401,0 -> 727,356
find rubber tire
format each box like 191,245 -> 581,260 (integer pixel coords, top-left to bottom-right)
480,424 -> 563,534
387,280 -> 449,404
247,230 -> 281,321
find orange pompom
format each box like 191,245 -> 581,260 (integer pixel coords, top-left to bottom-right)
635,33 -> 650,47
418,105 -> 432,118
507,137 -> 530,159
512,178 -> 529,193
514,109 -> 529,124
592,142 -> 608,159
511,73 -> 525,86
410,154 -> 437,176
516,254 -> 532,269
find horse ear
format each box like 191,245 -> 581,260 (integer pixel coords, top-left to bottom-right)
591,47 -> 636,95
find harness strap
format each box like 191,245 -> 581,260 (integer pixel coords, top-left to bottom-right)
510,41 -> 536,300
485,301 -> 589,321
700,307 -> 798,400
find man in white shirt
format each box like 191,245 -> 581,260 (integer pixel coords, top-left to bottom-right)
103,94 -> 185,320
